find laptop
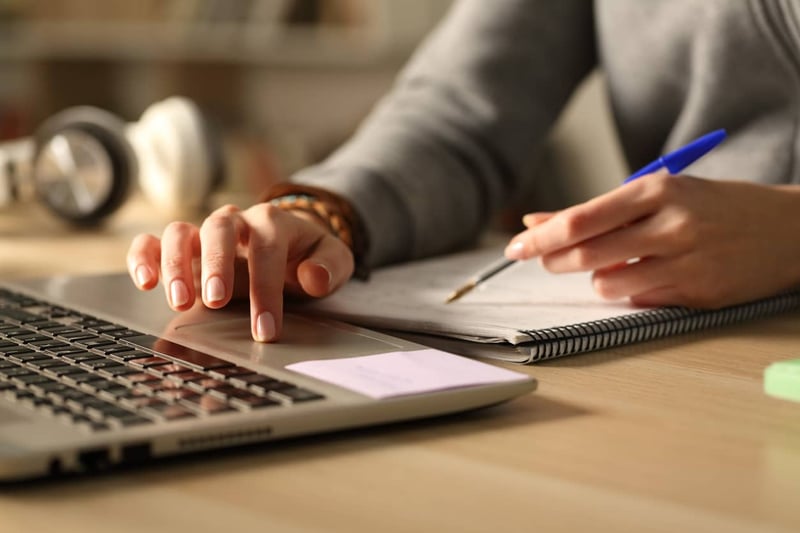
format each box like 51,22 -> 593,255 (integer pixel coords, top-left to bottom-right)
0,272 -> 535,481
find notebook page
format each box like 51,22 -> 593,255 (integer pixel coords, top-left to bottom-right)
296,244 -> 642,345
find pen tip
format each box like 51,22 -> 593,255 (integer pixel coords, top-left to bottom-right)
445,282 -> 475,304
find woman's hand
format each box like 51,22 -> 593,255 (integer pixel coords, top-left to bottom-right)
126,203 -> 355,342
505,173 -> 800,308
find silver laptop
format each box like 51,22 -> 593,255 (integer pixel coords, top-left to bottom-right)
0,273 -> 535,481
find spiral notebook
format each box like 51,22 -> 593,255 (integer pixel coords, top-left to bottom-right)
295,244 -> 800,363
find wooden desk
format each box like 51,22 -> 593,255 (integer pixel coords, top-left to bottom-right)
1,198 -> 799,533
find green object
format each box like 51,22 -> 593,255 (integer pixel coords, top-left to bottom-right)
764,359 -> 800,403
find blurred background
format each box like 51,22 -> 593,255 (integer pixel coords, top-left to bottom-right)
0,0 -> 624,277
0,0 -> 454,205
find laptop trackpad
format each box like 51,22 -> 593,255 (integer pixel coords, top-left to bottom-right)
167,310 -> 410,367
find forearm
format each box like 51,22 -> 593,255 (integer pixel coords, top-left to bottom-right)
293,0 -> 596,268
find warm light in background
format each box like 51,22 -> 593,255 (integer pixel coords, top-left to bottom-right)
0,0 -> 453,204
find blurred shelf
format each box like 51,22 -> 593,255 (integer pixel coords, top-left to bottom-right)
0,22 -> 416,68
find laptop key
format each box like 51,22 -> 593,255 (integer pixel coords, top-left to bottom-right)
97,387 -> 134,402
106,329 -> 144,339
19,395 -> 52,409
0,307 -> 41,324
27,359 -> 69,370
73,338 -> 116,350
14,334 -> 50,343
127,356 -> 171,369
62,352 -> 103,364
9,352 -> 50,364
0,382 -> 17,393
118,372 -> 161,386
29,381 -> 72,396
165,370 -> 206,385
90,324 -> 128,334
108,350 -> 152,362
29,339 -> 70,350
79,379 -> 116,393
58,331 -> 96,341
80,358 -> 123,371
85,404 -> 135,422
126,335 -> 234,371
119,393 -> 169,411
98,365 -> 139,378
7,388 -> 36,401
179,394 -> 235,415
249,380 -> 294,396
1,367 -> 36,379
228,372 -> 279,388
12,374 -> 52,387
62,371 -> 104,386
207,385 -> 245,401
135,378 -> 183,394
148,363 -> 191,377
75,318 -> 111,330
269,387 -> 325,404
47,346 -> 86,356
208,366 -> 255,380
108,415 -> 153,428
228,394 -> 280,411
0,346 -> 36,356
185,377 -> 226,393
1,328 -> 34,338
141,402 -> 196,421
100,344 -> 140,355
156,386 -> 199,401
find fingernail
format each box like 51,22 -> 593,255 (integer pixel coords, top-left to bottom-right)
255,311 -> 276,342
205,276 -> 226,303
170,279 -> 190,307
316,262 -> 333,291
505,241 -> 526,260
522,214 -> 536,227
135,265 -> 151,287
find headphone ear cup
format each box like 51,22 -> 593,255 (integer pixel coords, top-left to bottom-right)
130,96 -> 220,216
32,106 -> 135,224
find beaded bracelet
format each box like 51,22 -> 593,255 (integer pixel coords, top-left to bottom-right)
262,183 -> 370,279
268,193 -> 354,250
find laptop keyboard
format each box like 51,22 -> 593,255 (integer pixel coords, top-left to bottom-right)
0,288 -> 324,432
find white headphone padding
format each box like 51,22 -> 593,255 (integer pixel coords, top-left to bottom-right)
131,96 -> 213,215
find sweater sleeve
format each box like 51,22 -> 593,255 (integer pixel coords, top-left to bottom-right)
291,0 -> 597,267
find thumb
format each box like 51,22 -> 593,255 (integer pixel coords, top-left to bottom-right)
296,233 -> 355,298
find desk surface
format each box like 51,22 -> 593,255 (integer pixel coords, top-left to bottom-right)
1,198 -> 799,533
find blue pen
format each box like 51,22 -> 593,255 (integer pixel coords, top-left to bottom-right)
623,128 -> 727,184
445,128 -> 728,303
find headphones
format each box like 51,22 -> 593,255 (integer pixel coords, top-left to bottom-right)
0,96 -> 222,225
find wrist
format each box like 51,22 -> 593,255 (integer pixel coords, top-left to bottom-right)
262,183 -> 370,279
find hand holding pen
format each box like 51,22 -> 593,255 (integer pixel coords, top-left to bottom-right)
446,128 -> 800,309
447,130 -> 748,302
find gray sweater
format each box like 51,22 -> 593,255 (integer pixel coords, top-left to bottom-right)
293,0 -> 800,268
